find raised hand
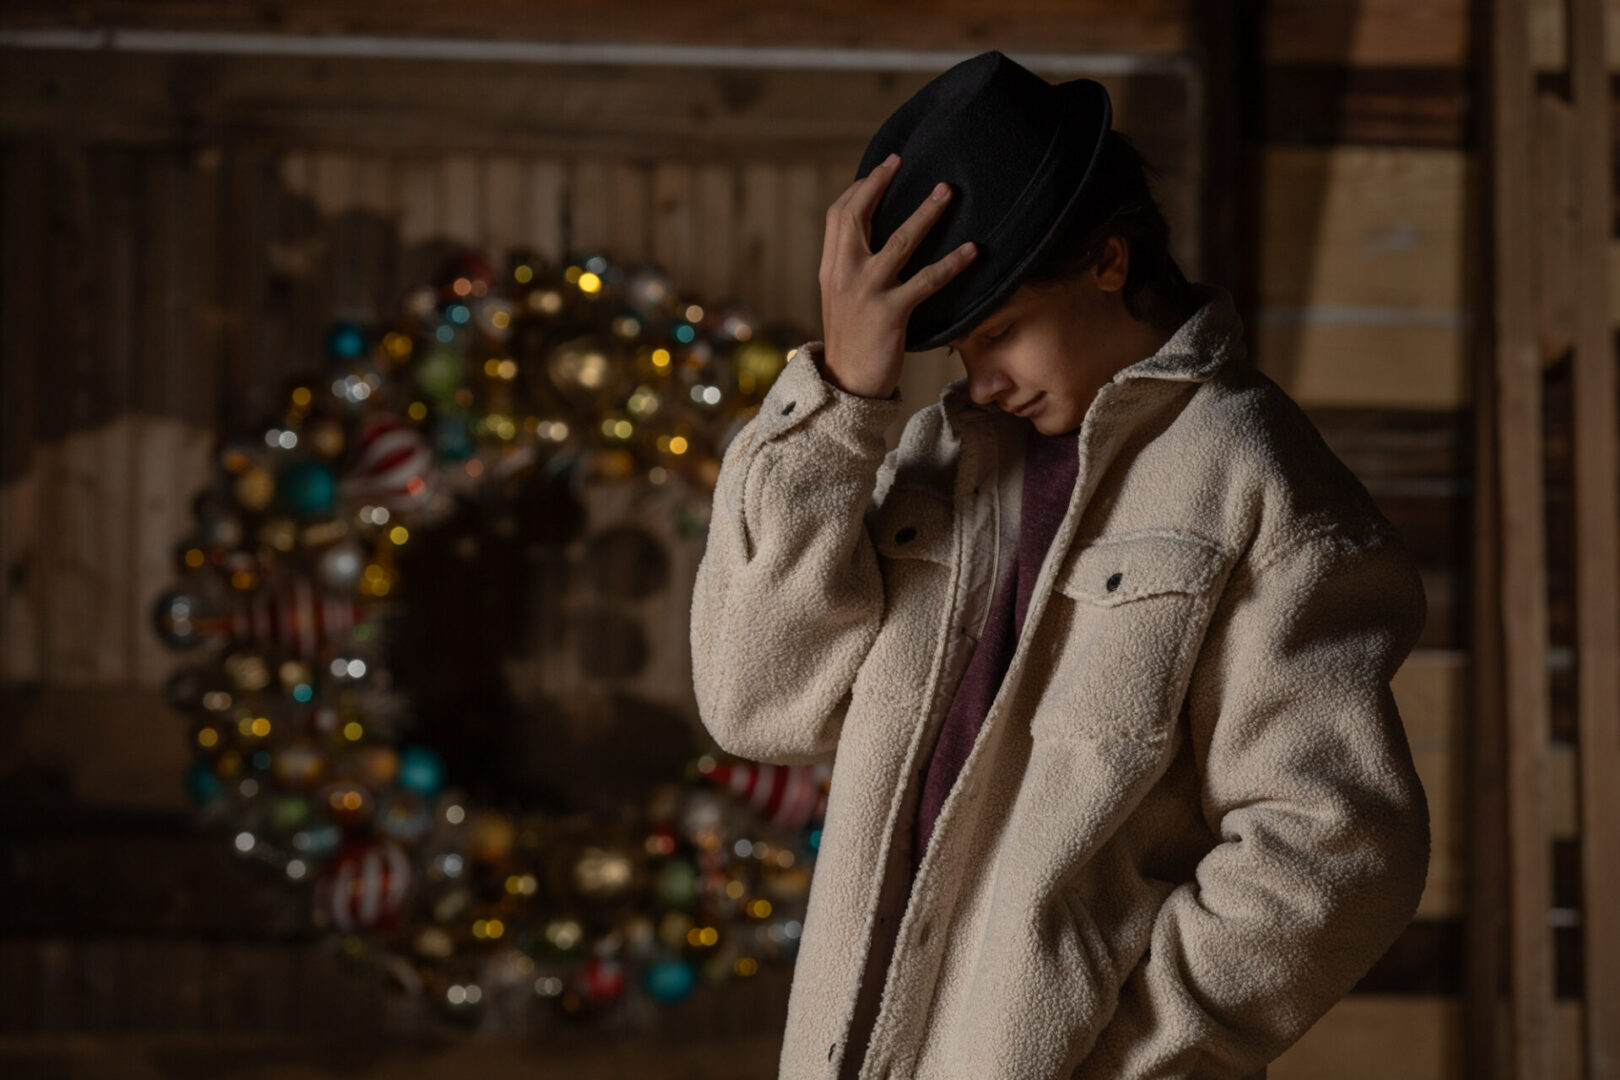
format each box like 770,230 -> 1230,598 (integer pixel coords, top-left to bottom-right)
817,152 -> 978,398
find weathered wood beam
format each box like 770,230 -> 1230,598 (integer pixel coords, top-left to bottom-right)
0,1 -> 1195,56
1483,0 -> 1556,1077
1567,0 -> 1620,1075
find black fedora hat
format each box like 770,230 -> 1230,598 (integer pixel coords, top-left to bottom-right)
856,50 -> 1113,353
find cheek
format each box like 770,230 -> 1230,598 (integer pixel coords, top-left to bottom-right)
1006,344 -> 1059,389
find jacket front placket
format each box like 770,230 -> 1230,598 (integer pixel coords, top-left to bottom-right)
854,366 -> 1217,1080
835,398 -> 1009,1080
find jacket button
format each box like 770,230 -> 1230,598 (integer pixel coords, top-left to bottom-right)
895,526 -> 916,544
1106,571 -> 1122,591
782,401 -> 796,415
828,1041 -> 836,1060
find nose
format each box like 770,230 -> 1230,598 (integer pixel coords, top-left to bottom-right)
966,364 -> 1013,408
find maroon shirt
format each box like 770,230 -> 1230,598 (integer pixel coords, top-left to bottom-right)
909,424 -> 1080,883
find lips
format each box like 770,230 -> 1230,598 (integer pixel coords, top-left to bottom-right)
1008,392 -> 1044,417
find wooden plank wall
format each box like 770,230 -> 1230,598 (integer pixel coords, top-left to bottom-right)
1253,2 -> 1618,1078
1,1 -> 1615,1074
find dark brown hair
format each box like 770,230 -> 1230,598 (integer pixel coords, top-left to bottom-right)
1022,130 -> 1195,333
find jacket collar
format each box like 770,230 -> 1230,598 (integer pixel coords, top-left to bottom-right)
938,282 -> 1244,433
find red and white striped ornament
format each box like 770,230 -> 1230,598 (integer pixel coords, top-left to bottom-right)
223,580 -> 364,659
340,419 -> 434,510
702,760 -> 829,830
318,840 -> 413,931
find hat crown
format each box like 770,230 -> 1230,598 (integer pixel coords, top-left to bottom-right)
854,50 -> 1112,352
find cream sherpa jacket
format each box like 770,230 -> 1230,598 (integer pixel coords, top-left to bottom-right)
689,284 -> 1429,1080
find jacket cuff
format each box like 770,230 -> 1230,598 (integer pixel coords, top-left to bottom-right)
749,340 -> 902,456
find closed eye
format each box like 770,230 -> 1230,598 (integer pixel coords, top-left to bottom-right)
945,323 -> 1012,357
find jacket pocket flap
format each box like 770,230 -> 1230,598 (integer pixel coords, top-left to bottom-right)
869,485 -> 954,564
1057,531 -> 1226,606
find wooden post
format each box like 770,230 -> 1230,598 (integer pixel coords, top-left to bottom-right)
1482,0 -> 1555,1077
1566,0 -> 1620,1076
1466,179 -> 1511,1080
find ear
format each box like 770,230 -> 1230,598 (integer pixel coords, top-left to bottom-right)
1093,235 -> 1129,292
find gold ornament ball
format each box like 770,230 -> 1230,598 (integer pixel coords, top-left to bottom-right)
320,780 -> 374,826
548,335 -> 613,392
572,845 -> 635,901
733,340 -> 787,396
415,926 -> 455,960
657,910 -> 694,950
466,810 -> 516,862
273,740 -> 327,790
542,916 -> 585,956
258,516 -> 300,554
278,659 -> 314,692
305,416 -> 347,459
235,467 -> 276,512
588,448 -> 637,482
351,744 -> 400,788
222,650 -> 272,693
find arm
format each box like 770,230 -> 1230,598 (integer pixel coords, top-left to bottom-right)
690,340 -> 904,765
1073,529 -> 1430,1079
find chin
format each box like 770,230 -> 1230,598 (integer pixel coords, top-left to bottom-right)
1032,406 -> 1078,436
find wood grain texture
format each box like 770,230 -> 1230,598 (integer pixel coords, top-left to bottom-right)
1269,997 -> 1587,1080
1265,0 -> 1619,68
1257,147 -> 1468,408
1261,66 -> 1471,146
1566,2 -> 1620,1076
0,0 -> 1195,55
1486,1 -> 1556,1076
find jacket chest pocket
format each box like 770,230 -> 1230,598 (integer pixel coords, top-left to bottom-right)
868,485 -> 955,567
1030,529 -> 1229,744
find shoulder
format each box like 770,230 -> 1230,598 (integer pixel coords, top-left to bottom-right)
1179,362 -> 1401,565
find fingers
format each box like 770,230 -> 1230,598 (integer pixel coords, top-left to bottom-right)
845,153 -> 901,239
819,152 -> 975,319
832,151 -> 900,220
889,239 -> 978,313
826,154 -> 900,263
822,153 -> 901,289
867,179 -> 953,283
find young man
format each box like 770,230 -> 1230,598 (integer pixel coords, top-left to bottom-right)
690,51 -> 1429,1080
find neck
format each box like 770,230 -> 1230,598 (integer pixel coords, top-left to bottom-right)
1109,314 -> 1176,379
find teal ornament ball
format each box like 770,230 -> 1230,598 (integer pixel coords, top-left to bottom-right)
185,761 -> 223,805
433,411 -> 475,461
642,957 -> 696,1003
325,320 -> 369,362
397,745 -> 447,798
276,461 -> 338,517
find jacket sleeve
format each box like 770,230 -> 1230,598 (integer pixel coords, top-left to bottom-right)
1073,528 -> 1430,1079
689,340 -> 905,766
